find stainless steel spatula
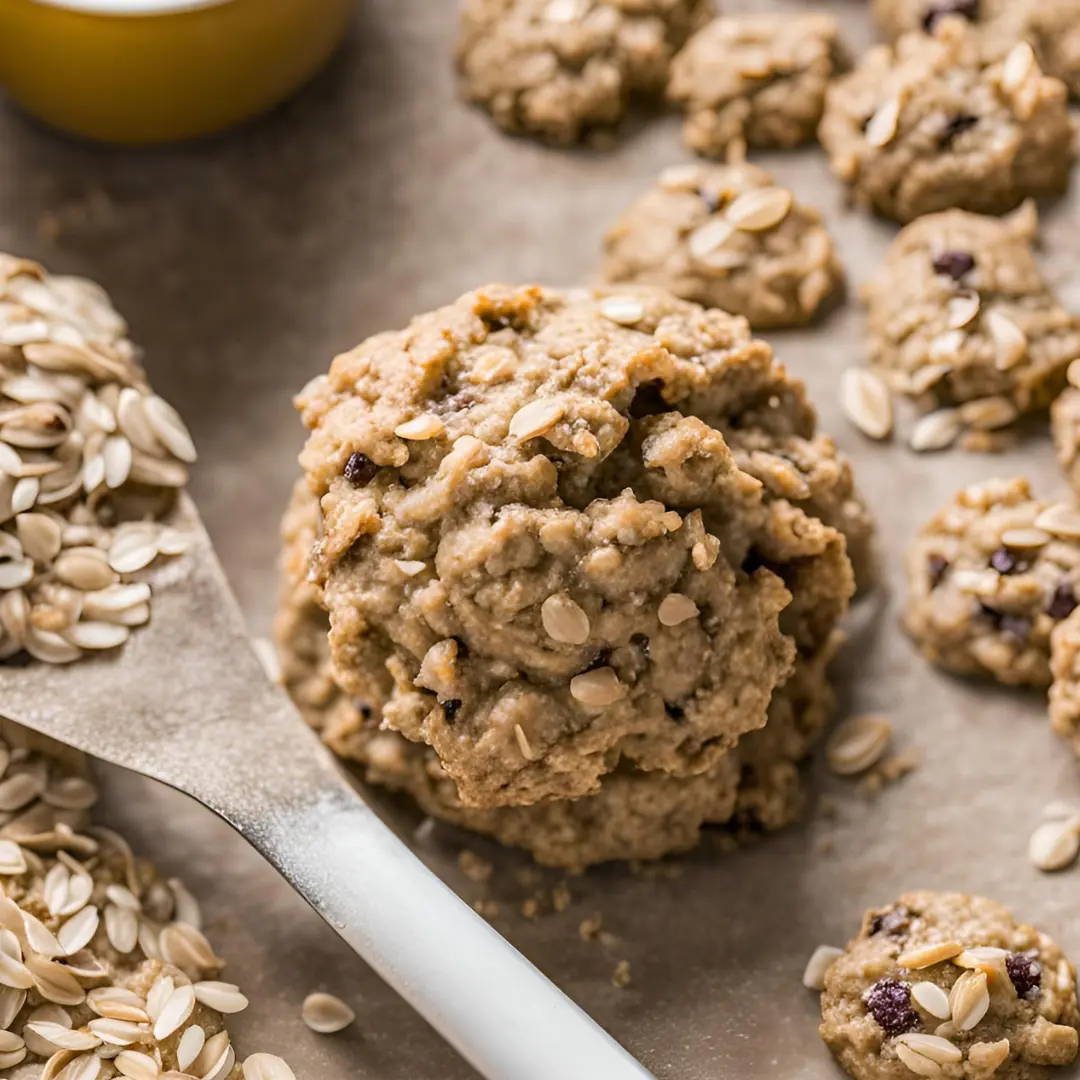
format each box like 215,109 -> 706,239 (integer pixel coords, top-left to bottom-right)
0,493 -> 653,1080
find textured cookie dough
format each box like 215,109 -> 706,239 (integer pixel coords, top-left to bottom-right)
277,480 -> 842,867
818,20 -> 1075,222
1051,386 -> 1080,498
667,13 -> 848,157
862,203 -> 1080,424
600,160 -> 845,329
904,477 -> 1080,688
820,891 -> 1080,1080
456,0 -> 713,145
871,0 -> 1080,98
293,284 -> 869,830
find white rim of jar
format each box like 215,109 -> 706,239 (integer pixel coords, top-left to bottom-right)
28,0 -> 231,15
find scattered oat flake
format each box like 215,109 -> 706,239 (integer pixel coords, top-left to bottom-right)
826,714 -> 892,776
612,960 -> 632,989
1028,818 -> 1080,871
802,945 -> 843,990
301,991 -> 355,1035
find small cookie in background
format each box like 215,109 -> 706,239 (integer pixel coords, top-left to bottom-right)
858,201 -> 1080,449
815,891 -> 1079,1080
904,476 -> 1080,689
818,19 -> 1075,222
667,13 -> 848,158
455,0 -> 713,146
871,0 -> 1080,99
600,157 -> 845,329
1051,371 -> 1080,498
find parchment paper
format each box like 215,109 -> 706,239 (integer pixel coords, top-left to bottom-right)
2,2 -> 1080,1077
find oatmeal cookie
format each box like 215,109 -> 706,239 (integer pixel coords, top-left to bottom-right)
455,0 -> 713,145
861,203 -> 1080,429
820,891 -> 1079,1080
1051,385 -> 1080,499
277,479 -> 842,867
600,160 -> 845,329
667,13 -> 848,157
871,0 -> 1080,98
904,477 -> 1080,688
295,283 -> 865,812
818,20 -> 1075,222
1050,607 -> 1080,760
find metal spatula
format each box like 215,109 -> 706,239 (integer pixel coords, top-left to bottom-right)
0,493 -> 652,1080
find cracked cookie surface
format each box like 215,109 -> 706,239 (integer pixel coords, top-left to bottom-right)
456,0 -> 712,144
861,203 -> 1080,430
904,477 -> 1080,688
293,283 -> 867,819
600,160 -> 845,329
820,891 -> 1079,1080
667,13 -> 848,157
818,20 -> 1075,222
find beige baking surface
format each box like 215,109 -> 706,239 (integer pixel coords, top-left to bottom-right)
3,2 -> 1080,1078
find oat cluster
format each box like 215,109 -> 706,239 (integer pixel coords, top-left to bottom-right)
0,256 -> 196,664
0,730 -> 297,1080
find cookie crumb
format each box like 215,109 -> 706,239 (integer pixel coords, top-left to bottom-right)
457,850 -> 493,884
612,960 -> 632,988
579,914 -> 603,941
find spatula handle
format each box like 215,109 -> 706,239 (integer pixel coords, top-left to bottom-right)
237,766 -> 655,1080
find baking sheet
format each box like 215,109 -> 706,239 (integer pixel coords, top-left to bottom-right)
3,2 -> 1080,1078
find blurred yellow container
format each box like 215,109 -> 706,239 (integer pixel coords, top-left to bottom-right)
0,0 -> 352,143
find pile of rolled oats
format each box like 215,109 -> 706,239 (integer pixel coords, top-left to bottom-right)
0,255 -> 196,664
0,727 -> 296,1079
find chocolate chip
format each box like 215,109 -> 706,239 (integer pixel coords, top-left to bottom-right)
932,250 -> 976,281
938,114 -> 978,147
999,613 -> 1033,643
921,0 -> 978,32
927,554 -> 950,590
442,699 -> 462,723
664,702 -> 685,720
343,452 -> 379,487
1006,951 -> 1042,999
864,978 -> 921,1035
870,905 -> 912,937
631,633 -> 651,659
1047,582 -> 1078,620
990,547 -> 1027,575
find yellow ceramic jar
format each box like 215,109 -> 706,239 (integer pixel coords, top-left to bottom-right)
0,0 -> 352,143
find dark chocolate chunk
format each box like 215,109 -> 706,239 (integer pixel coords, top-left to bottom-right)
1006,950 -> 1042,999
442,699 -> 462,723
990,547 -> 1027,575
1047,582 -> 1078,620
864,978 -> 921,1035
932,250 -> 976,281
343,452 -> 379,487
870,905 -> 913,937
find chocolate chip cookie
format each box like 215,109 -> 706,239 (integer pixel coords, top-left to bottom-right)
820,891 -> 1079,1080
456,0 -> 713,145
818,19 -> 1075,222
904,477 -> 1080,688
667,13 -> 848,157
600,160 -> 845,329
861,203 -> 1080,440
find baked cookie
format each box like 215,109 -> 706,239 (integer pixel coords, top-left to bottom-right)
871,0 -> 1080,98
667,13 -> 848,157
276,479 -> 842,868
600,160 -> 845,329
1050,607 -> 1080,760
904,477 -> 1080,688
293,283 -> 869,817
456,0 -> 713,145
818,20 -> 1075,222
1051,384 -> 1080,498
820,891 -> 1079,1080
861,203 -> 1080,433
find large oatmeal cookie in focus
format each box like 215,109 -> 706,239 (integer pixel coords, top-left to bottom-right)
600,160 -> 845,330
455,0 -> 713,145
871,0 -> 1080,98
277,479 -> 842,867
904,477 -> 1080,688
667,13 -> 848,157
820,891 -> 1079,1080
818,20 -> 1075,222
295,284 -> 861,811
861,203 -> 1080,425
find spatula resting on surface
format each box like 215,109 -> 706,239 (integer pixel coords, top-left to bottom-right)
0,493 -> 654,1080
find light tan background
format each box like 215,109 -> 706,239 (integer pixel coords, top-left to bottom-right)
2,2 -> 1080,1078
